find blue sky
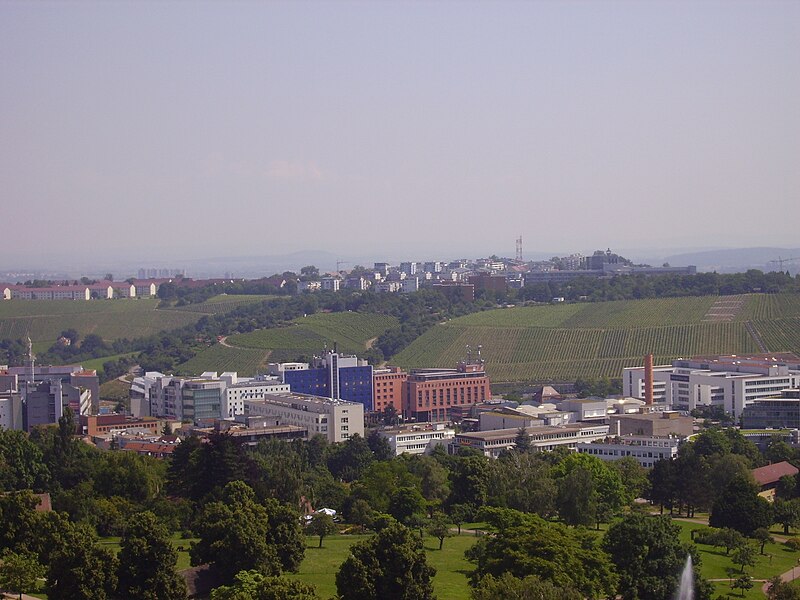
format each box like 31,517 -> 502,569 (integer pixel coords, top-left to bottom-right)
1,1 -> 798,265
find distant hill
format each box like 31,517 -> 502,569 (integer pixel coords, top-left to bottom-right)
649,247 -> 800,274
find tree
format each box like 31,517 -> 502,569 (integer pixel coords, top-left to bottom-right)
45,523 -> 119,600
191,481 -> 281,583
753,528 -> 774,555
0,429 -> 50,492
610,455 -> 649,501
466,510 -> 617,599
335,523 -> 436,600
732,574 -> 753,597
211,571 -> 321,600
767,576 -> 800,599
428,515 -> 453,550
307,513 -> 337,548
300,265 -> 320,281
449,503 -> 472,535
773,498 -> 800,534
366,429 -> 393,461
710,475 -> 773,536
346,498 -> 374,532
731,542 -> 757,573
116,512 -> 187,600
514,428 -> 531,453
448,455 -> 488,509
603,514 -> 707,600
0,549 -> 45,600
388,486 -> 427,525
471,573 -> 582,600
556,466 -> 597,527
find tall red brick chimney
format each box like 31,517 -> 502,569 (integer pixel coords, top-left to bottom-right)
644,353 -> 654,405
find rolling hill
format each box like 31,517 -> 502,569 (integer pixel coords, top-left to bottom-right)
392,294 -> 800,383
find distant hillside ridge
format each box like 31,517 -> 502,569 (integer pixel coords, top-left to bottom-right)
392,293 -> 800,383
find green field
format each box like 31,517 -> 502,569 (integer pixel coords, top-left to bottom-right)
164,294 -> 273,314
176,344 -> 271,377
288,533 -> 476,599
671,519 -> 800,599
0,296 -> 263,346
393,294 -> 800,382
227,312 -> 399,362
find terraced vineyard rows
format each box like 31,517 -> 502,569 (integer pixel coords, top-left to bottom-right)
177,345 -> 270,377
228,312 -> 399,362
393,294 -> 799,382
165,295 -> 273,314
751,318 -> 800,355
742,294 -> 800,321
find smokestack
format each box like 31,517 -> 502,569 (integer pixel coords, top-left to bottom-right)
644,353 -> 654,405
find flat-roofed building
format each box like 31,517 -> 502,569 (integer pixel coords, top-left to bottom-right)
610,411 -> 693,437
378,423 -> 455,455
451,423 -> 610,458
740,389 -> 800,429
404,360 -> 491,422
244,392 -> 363,443
577,435 -> 682,468
623,354 -> 800,417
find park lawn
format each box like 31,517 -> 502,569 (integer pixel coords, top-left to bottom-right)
671,519 -> 800,599
289,533 -> 477,600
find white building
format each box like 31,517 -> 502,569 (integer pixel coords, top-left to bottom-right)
577,435 -> 682,468
451,423 -> 610,458
244,392 -> 363,443
223,375 -> 290,417
131,371 -> 286,422
0,393 -> 23,430
623,354 -> 800,417
378,423 -> 455,455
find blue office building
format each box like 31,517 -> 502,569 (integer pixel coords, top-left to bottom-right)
277,351 -> 374,411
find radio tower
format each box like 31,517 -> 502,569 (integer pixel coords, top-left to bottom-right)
515,235 -> 524,262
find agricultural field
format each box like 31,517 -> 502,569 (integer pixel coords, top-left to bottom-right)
164,294 -> 273,314
394,294 -> 800,383
0,299 -> 203,344
0,296 -> 261,346
176,344 -> 271,377
228,312 -> 399,362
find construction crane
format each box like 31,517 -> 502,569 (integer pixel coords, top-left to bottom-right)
336,260 -> 350,273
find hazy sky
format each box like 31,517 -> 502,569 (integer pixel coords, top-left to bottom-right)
2,1 -> 799,265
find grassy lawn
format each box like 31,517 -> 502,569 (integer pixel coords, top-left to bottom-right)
288,533 -> 477,599
671,519 -> 800,599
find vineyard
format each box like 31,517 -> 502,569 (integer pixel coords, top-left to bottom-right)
0,299 -> 203,343
227,312 -> 399,363
393,294 -> 800,383
164,294 -> 273,314
176,345 -> 271,377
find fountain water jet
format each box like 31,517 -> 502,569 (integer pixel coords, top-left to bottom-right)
674,554 -> 694,600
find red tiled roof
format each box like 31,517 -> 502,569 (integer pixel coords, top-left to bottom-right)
752,461 -> 799,487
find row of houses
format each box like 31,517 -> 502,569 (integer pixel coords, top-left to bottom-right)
2,280 -> 159,300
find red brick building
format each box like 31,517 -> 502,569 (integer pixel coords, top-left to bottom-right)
468,274 -> 508,294
403,361 -> 492,422
373,366 -> 407,414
